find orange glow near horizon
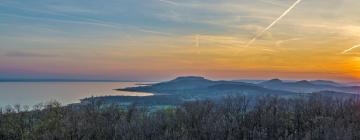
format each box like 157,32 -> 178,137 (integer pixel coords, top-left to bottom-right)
1,0 -> 360,82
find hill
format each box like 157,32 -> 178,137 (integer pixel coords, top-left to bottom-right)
118,76 -> 296,97
95,76 -> 358,106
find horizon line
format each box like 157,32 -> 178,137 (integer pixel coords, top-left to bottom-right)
0,79 -> 155,82
0,76 -> 354,84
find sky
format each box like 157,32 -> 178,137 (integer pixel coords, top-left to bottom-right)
0,0 -> 360,82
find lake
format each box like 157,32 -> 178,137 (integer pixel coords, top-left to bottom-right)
0,82 -> 153,107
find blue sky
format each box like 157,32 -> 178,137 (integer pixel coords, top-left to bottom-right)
1,0 -> 360,81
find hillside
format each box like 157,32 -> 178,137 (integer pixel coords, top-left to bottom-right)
118,76 -> 296,97
100,76 -> 358,106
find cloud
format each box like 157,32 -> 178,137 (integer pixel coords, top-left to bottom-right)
194,35 -> 245,48
136,28 -> 174,36
0,12 -> 172,36
4,51 -> 57,58
0,13 -> 118,28
275,38 -> 302,47
158,0 -> 178,5
45,5 -> 99,14
258,0 -> 288,7
262,48 -> 276,53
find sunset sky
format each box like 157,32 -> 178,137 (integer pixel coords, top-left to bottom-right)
1,0 -> 360,81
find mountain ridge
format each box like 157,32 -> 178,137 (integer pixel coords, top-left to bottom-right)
118,76 -> 358,95
259,78 -> 360,93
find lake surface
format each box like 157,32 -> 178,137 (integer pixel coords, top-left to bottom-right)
0,82 -> 153,107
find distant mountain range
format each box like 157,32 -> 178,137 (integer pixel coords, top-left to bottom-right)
119,76 -> 295,97
119,76 -> 360,95
92,76 -> 359,106
16,76 -> 359,106
259,79 -> 359,93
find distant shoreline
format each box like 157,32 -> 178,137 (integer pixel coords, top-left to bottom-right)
0,79 -> 155,82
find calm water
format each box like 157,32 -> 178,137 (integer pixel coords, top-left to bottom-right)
0,82 -> 153,107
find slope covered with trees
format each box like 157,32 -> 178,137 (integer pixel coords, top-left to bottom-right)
1,95 -> 360,140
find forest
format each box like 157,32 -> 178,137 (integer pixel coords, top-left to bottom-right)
1,95 -> 360,140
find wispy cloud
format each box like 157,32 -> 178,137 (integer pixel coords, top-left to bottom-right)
0,12 -> 172,36
46,5 -> 99,14
262,48 -> 276,53
4,51 -> 57,58
136,28 -> 174,36
258,0 -> 288,7
0,13 -> 116,28
158,0 -> 179,5
193,35 -> 245,49
275,38 -> 302,47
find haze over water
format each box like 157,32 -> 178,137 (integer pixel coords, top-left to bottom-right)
0,82 -> 153,107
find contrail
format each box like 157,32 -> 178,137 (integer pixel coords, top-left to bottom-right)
245,0 -> 303,47
194,35 -> 200,54
195,35 -> 200,47
342,44 -> 360,54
